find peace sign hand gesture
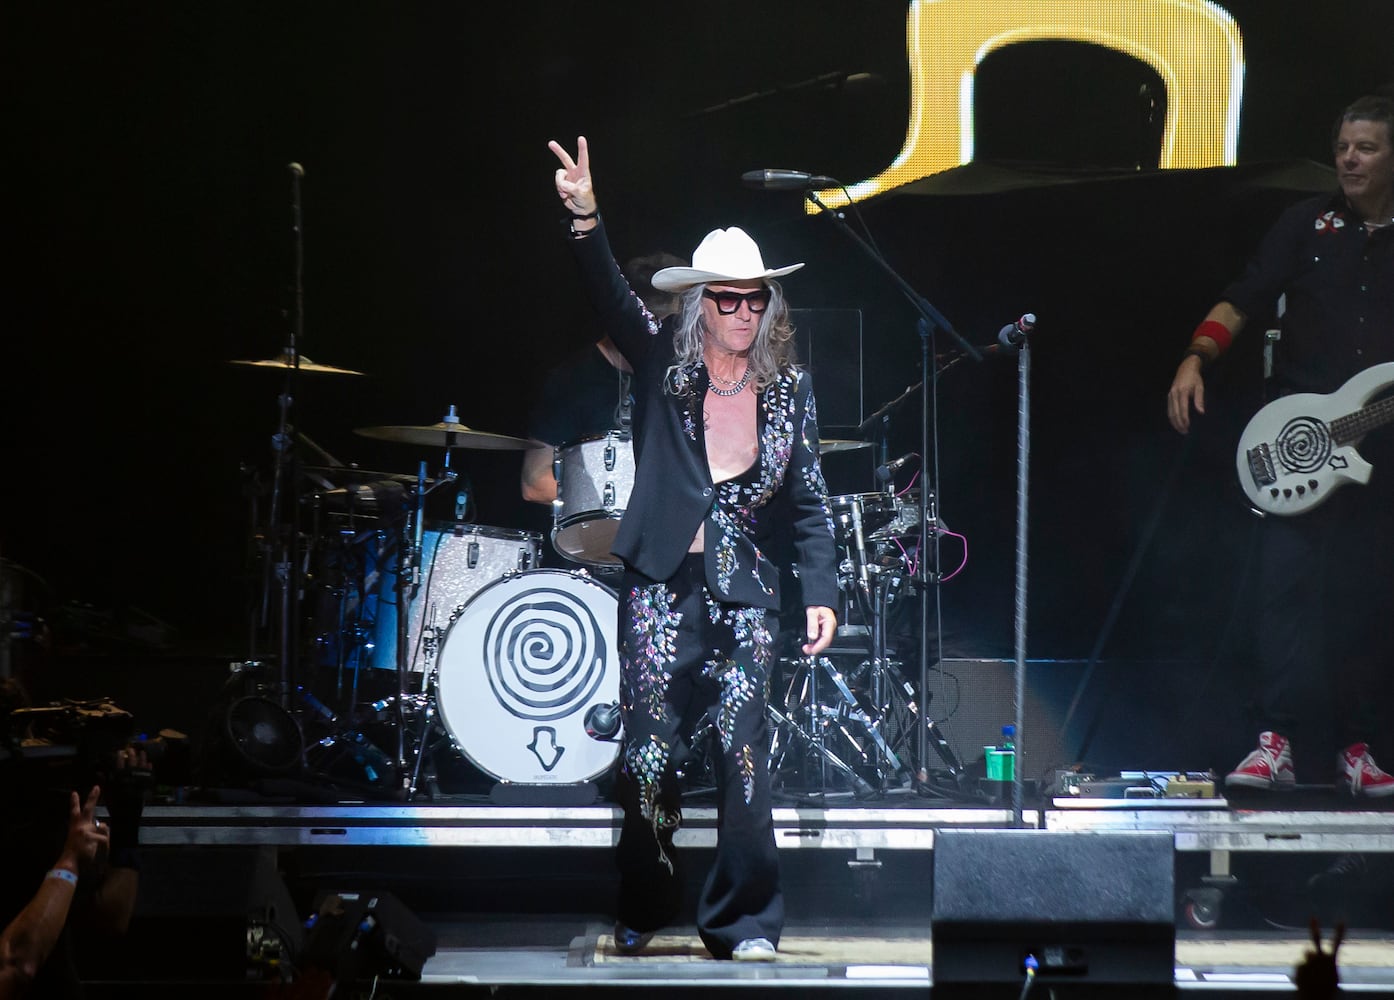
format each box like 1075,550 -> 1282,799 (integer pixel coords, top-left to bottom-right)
1294,917 -> 1344,998
548,136 -> 597,219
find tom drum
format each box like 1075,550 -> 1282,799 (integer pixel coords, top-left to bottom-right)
371,522 -> 542,673
552,432 -> 635,569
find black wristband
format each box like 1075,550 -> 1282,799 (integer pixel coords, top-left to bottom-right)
567,212 -> 599,238
1183,343 -> 1212,367
569,209 -> 598,220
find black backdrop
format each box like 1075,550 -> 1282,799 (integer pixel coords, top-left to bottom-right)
6,3 -> 1391,702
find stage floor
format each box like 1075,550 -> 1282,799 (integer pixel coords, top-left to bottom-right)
92,790 -> 1394,997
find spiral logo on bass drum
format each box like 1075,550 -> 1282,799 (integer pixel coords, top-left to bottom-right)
479,583 -> 609,722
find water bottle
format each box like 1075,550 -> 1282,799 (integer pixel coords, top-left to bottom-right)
999,724 -> 1016,782
986,724 -> 1016,782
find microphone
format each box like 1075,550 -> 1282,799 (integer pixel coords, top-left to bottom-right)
849,500 -> 871,597
741,169 -> 838,191
997,313 -> 1037,348
584,702 -> 622,741
287,162 -> 305,178
875,453 -> 916,481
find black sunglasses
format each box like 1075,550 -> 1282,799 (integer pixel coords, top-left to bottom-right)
702,288 -> 770,315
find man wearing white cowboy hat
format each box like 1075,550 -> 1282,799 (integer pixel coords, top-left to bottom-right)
548,136 -> 839,963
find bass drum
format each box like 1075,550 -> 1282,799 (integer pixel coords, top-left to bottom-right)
435,569 -> 619,785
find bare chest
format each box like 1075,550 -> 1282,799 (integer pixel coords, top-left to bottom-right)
703,389 -> 759,482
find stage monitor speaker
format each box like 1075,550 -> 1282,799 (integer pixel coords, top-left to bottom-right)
105,845 -> 303,981
303,888 -> 438,982
931,829 -> 1175,989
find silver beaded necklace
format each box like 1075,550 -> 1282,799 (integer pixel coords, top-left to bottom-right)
708,366 -> 753,397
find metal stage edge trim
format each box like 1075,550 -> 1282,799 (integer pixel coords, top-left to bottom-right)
135,804 -> 1026,849
134,800 -> 1394,854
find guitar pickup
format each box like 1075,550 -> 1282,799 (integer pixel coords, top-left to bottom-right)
1246,443 -> 1277,487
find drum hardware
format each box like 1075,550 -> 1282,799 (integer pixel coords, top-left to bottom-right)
768,654 -> 910,800
769,486 -> 964,799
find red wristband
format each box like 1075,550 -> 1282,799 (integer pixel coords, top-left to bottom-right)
1191,319 -> 1232,353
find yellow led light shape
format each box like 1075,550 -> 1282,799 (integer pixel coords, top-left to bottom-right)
809,0 -> 1244,211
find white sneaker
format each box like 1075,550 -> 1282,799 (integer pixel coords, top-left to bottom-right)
1339,743 -> 1394,798
732,937 -> 777,961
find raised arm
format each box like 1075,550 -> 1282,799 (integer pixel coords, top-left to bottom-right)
0,786 -> 108,999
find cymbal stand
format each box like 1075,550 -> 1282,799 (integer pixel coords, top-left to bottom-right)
768,657 -> 878,799
254,163 -> 311,711
846,558 -> 921,788
386,460 -> 431,795
391,456 -> 462,799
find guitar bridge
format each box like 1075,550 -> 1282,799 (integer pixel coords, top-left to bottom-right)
1246,443 -> 1277,488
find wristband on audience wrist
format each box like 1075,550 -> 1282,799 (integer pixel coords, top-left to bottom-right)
1190,318 -> 1232,353
46,868 -> 78,887
569,209 -> 598,220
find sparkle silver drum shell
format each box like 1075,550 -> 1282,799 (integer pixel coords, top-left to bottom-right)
372,522 -> 542,673
551,432 -> 635,568
435,568 -> 620,785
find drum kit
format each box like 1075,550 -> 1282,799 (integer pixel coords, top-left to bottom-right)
764,480 -> 940,801
230,348 -> 946,802
285,406 -> 630,799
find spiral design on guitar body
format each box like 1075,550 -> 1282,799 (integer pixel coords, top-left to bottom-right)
1274,417 -> 1332,474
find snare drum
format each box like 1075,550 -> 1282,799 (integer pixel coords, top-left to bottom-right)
829,492 -> 902,540
370,522 -> 542,673
435,569 -> 620,784
552,432 -> 635,568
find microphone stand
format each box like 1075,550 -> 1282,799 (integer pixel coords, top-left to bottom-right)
1003,331 -> 1033,828
806,191 -> 979,790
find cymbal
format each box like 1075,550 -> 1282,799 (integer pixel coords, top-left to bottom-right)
228,353 -> 366,376
819,439 -> 872,455
302,466 -> 424,485
354,421 -> 533,450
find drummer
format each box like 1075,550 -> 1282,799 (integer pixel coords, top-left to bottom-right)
519,251 -> 686,576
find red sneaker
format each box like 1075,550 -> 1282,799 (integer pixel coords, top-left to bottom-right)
1225,731 -> 1296,790
1339,743 -> 1394,798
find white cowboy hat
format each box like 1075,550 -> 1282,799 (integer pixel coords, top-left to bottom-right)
650,227 -> 804,292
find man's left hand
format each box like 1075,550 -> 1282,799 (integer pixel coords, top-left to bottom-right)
801,605 -> 837,657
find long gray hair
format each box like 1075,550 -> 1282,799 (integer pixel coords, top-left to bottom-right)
663,279 -> 799,396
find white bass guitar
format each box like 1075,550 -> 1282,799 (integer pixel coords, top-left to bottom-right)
1236,362 -> 1394,515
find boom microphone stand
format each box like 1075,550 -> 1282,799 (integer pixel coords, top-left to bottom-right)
805,189 -> 980,787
